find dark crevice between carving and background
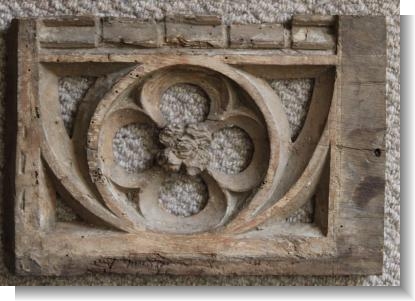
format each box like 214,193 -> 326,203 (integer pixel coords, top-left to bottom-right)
2,20 -> 19,273
55,192 -> 83,222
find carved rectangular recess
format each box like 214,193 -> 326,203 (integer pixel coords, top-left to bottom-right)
4,15 -> 386,276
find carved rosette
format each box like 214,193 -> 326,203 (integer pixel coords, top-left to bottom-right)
40,56 -> 333,235
157,123 -> 212,175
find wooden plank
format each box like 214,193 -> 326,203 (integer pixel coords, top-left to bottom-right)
335,148 -> 384,273
292,26 -> 336,50
8,19 -> 57,275
38,17 -> 97,48
338,16 -> 386,150
229,24 -> 284,48
339,82 -> 386,150
42,16 -> 96,27
332,16 -> 386,275
41,62 -> 136,77
342,55 -> 386,84
340,16 -> 386,56
293,15 -> 336,26
102,18 -> 164,47
165,15 -> 227,48
166,15 -> 222,25
234,65 -> 332,79
38,52 -> 339,66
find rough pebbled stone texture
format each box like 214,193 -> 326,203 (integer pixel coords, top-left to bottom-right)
269,78 -> 314,141
158,173 -> 208,217
58,76 -> 95,136
0,0 -> 399,286
160,83 -> 210,124
112,123 -> 160,173
209,126 -> 254,175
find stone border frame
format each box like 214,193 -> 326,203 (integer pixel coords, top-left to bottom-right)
4,15 -> 386,276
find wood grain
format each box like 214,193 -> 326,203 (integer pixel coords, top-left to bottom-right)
229,24 -> 284,48
38,18 -> 98,48
7,15 -> 386,276
102,18 -> 164,47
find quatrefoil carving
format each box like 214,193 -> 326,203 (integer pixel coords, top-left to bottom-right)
9,15 -> 387,277
41,57 -> 333,235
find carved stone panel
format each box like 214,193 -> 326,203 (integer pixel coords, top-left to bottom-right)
4,15 -> 386,276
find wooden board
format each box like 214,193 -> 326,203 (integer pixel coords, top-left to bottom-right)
4,15 -> 386,276
102,18 -> 164,47
229,24 -> 285,48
